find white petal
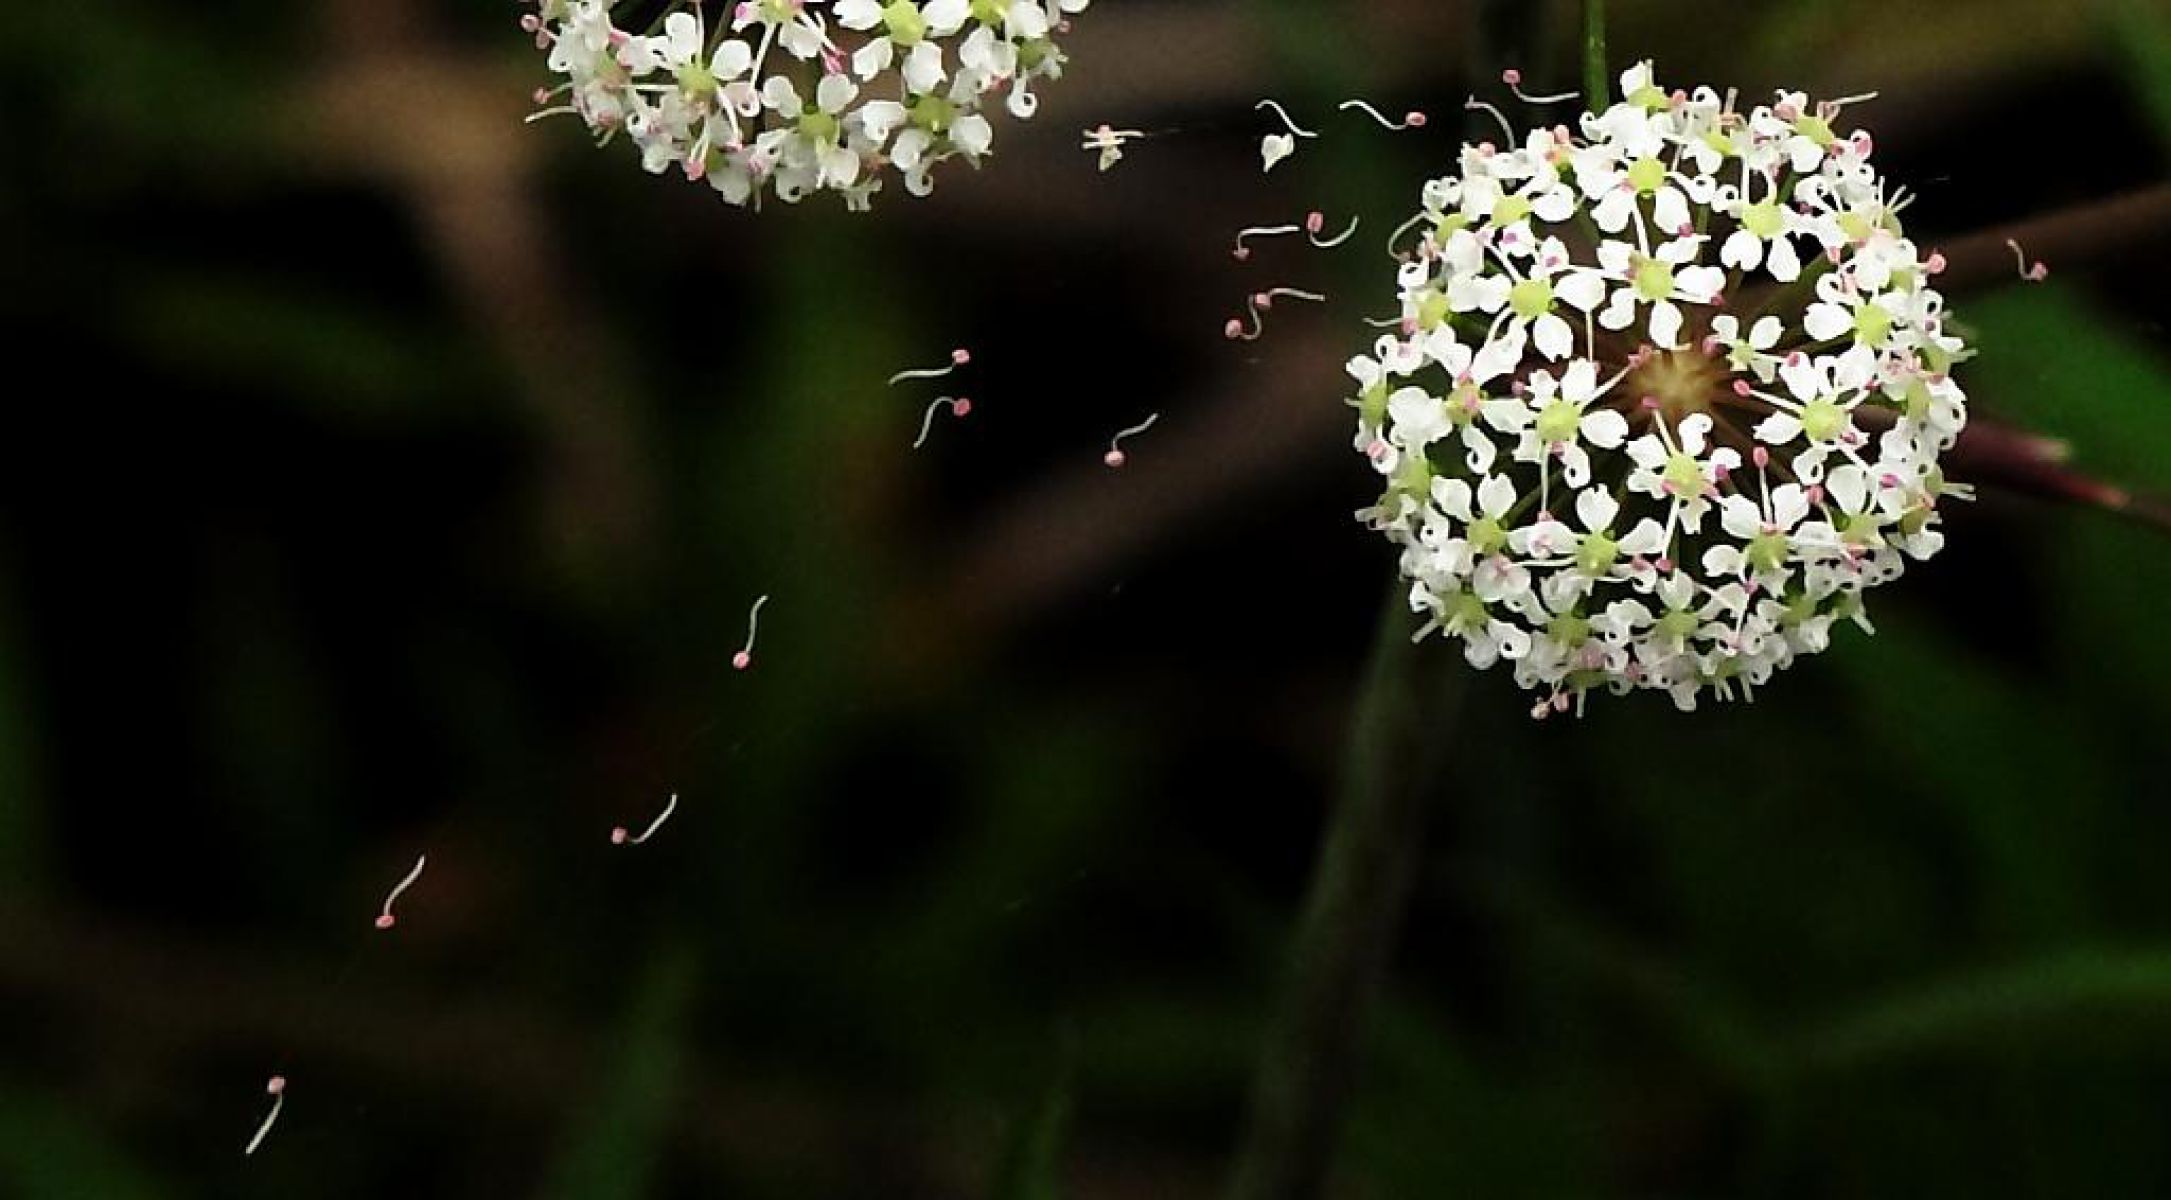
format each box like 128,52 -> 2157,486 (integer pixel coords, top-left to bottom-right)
1753,412 -> 1803,444
1534,312 -> 1573,361
1478,474 -> 1517,517
1648,299 -> 1684,349
1804,302 -> 1850,342
1721,229 -> 1761,271
1581,408 -> 1629,449
1556,270 -> 1606,312
1577,488 -> 1619,533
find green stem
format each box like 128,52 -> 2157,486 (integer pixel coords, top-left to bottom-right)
1583,0 -> 1609,113
1227,590 -> 1466,1200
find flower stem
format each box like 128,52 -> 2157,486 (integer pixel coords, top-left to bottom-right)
1227,589 -> 1466,1200
1583,0 -> 1608,113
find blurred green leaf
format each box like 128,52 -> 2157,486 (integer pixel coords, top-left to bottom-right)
1968,283 -> 2171,492
0,1084 -> 165,1200
1794,947 -> 2171,1072
539,944 -> 699,1200
2106,0 -> 2171,149
989,1027 -> 1076,1200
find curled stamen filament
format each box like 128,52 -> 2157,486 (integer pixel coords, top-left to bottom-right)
911,396 -> 972,449
888,348 -> 971,385
1226,288 -> 1328,341
1254,99 -> 1319,139
244,1076 -> 286,1157
1338,99 -> 1427,131
612,793 -> 679,846
1464,96 -> 1518,146
2005,238 -> 2049,282
1306,211 -> 1361,248
1104,413 -> 1160,468
1232,223 -> 1303,260
733,594 -> 769,670
374,856 -> 426,930
1500,68 -> 1578,105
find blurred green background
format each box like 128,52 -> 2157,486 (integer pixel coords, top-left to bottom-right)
3,0 -> 2170,1195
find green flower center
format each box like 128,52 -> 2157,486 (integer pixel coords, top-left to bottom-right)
970,0 -> 1006,24
1509,277 -> 1554,320
1852,302 -> 1892,346
1535,398 -> 1580,444
1448,382 -> 1484,426
1469,516 -> 1509,555
1492,195 -> 1532,226
1748,530 -> 1790,573
1356,381 -> 1388,427
1629,84 -> 1668,111
1800,398 -> 1846,442
1548,613 -> 1591,647
1741,200 -> 1783,240
675,63 -> 717,96
1627,156 -> 1667,194
1663,452 -> 1705,495
1634,258 -> 1676,301
882,0 -> 928,45
1416,290 -> 1452,332
1796,114 -> 1835,147
910,94 -> 955,132
1446,591 -> 1489,629
1575,533 -> 1619,575
1656,608 -> 1698,641
799,107 -> 840,141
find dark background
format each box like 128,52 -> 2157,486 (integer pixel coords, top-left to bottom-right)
4,0 -> 2171,1195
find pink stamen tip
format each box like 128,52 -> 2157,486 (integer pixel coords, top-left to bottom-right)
1677,223 -> 1694,237
532,87 -> 550,104
1753,446 -> 1771,468
1405,112 -> 1426,127
267,1077 -> 286,1096
1714,463 -> 1732,480
1925,251 -> 1947,274
1252,292 -> 1272,309
1399,317 -> 1418,336
1656,557 -> 1675,573
1103,449 -> 1127,468
1502,68 -> 1522,85
1232,246 -> 1251,261
951,398 -> 972,417
1880,473 -> 1901,487
1305,211 -> 1325,234
1808,485 -> 1826,505
611,827 -> 630,844
374,914 -> 396,930
951,348 -> 971,365
1223,319 -> 1244,340
1641,396 -> 1660,410
732,650 -> 752,670
1732,380 -> 1753,396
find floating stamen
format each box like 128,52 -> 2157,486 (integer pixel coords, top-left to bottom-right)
1254,99 -> 1319,139
1232,222 -> 1303,260
2004,238 -> 2049,282
1104,414 -> 1160,469
1305,210 -> 1361,248
611,793 -> 680,846
1500,68 -> 1578,105
1338,99 -> 1426,131
1463,96 -> 1518,146
374,856 -> 426,931
1226,288 -> 1328,341
244,1076 -> 286,1157
888,348 -> 971,386
733,594 -> 770,670
911,396 -> 972,450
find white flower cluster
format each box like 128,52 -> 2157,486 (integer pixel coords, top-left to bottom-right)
1351,62 -> 1972,714
523,0 -> 1089,210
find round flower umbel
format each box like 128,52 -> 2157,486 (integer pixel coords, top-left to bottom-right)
1351,62 -> 1973,714
521,0 -> 1090,210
